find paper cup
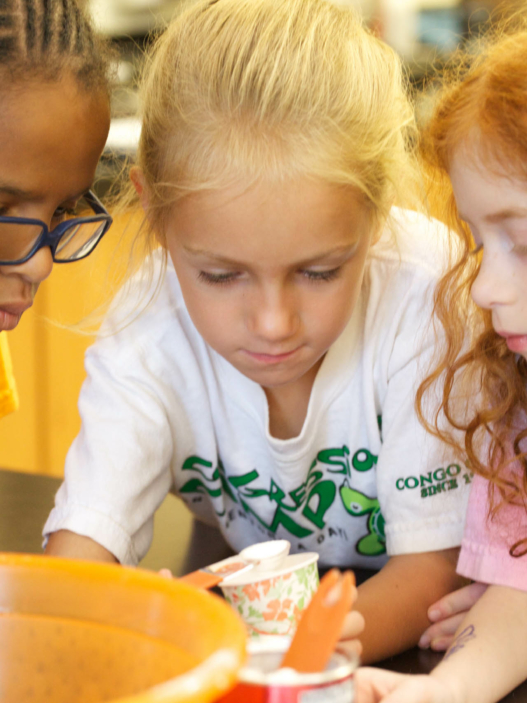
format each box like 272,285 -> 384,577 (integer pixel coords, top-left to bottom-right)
221,553 -> 319,638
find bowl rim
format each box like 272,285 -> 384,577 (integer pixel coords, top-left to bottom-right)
0,552 -> 247,703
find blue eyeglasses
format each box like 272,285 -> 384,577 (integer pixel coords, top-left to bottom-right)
0,190 -> 113,265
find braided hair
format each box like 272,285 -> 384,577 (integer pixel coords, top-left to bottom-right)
0,0 -> 112,91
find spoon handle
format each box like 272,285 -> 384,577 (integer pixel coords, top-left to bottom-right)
280,569 -> 355,673
179,557 -> 254,589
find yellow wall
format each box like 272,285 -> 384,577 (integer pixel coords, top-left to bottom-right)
0,212 -> 141,477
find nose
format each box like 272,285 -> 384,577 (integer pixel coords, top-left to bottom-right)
247,284 -> 299,342
470,248 -> 515,310
4,246 -> 54,286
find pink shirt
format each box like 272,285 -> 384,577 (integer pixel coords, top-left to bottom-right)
458,474 -> 527,591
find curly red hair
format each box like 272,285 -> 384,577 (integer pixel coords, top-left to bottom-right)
417,23 -> 527,557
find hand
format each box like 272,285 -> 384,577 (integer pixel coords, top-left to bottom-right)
338,583 -> 365,659
418,582 -> 488,651
158,568 -> 173,578
355,668 -> 453,703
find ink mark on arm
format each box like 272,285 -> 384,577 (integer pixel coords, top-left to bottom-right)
444,625 -> 476,660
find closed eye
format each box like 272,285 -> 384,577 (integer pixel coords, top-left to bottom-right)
198,270 -> 241,285
300,267 -> 341,282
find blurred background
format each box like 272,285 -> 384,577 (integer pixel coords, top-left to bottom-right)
92,0 -> 506,119
0,0 -> 516,479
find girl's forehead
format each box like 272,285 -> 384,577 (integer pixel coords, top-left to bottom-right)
0,75 -> 110,129
166,178 -> 373,263
0,76 -> 109,202
450,132 -> 527,186
449,149 -> 527,228
174,177 -> 367,213
450,142 -> 527,187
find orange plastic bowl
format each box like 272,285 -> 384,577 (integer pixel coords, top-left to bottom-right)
0,553 -> 246,703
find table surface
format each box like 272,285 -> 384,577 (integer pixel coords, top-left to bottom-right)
1,467 -> 525,703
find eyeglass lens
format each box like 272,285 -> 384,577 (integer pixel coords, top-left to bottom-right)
0,196 -> 107,263
54,221 -> 107,262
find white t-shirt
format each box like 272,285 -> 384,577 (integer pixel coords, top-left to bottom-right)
44,208 -> 472,568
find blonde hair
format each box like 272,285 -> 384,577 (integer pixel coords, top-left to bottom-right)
134,0 -> 420,236
103,0 -> 424,332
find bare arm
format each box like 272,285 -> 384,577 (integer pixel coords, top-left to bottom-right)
356,585 -> 527,703
352,548 -> 463,663
429,585 -> 527,703
45,529 -> 118,563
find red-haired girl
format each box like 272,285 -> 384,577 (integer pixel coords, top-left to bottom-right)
357,22 -> 527,703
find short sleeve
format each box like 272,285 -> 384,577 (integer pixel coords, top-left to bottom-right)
457,475 -> 527,591
375,268 -> 471,556
43,339 -> 175,565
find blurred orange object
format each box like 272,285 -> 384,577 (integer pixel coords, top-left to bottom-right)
0,553 -> 246,703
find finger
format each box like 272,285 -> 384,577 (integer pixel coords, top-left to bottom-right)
340,609 -> 365,639
354,668 -> 408,703
356,671 -> 445,703
324,572 -> 345,607
158,568 -> 173,579
430,634 -> 457,652
418,613 -> 464,649
428,582 -> 488,622
338,637 -> 363,660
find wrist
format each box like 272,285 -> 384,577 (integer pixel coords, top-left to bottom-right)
430,664 -> 467,703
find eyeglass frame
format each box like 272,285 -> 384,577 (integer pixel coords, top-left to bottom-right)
0,190 -> 113,266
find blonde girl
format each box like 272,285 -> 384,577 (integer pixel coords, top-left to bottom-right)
357,21 -> 527,703
44,0 -> 470,663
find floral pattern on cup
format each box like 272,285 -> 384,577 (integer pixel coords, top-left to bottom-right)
221,562 -> 319,638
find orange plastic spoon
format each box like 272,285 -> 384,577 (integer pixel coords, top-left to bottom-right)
280,569 -> 355,674
179,540 -> 291,590
178,559 -> 252,590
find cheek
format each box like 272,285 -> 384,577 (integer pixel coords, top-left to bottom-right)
336,265 -> 366,313
325,269 -> 366,333
309,279 -> 361,339
520,262 -> 527,296
178,281 -> 236,345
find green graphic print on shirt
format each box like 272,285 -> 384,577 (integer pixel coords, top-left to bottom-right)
179,443 -> 387,558
340,481 -> 386,556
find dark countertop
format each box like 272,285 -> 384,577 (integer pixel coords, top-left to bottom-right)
0,467 -> 525,702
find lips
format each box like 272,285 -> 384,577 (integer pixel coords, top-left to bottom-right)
243,347 -> 301,364
0,301 -> 32,331
495,330 -> 527,354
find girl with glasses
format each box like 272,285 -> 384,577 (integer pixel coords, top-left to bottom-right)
0,0 -> 112,419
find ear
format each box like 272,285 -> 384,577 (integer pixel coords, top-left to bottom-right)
130,166 -> 150,211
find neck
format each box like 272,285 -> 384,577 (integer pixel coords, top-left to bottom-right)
264,358 -> 323,440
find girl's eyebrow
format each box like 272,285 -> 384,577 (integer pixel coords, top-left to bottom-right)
459,207 -> 527,224
0,184 -> 37,199
183,243 -> 359,267
479,208 -> 527,224
0,183 -> 92,201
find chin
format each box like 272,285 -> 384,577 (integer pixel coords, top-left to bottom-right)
250,369 -> 308,389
